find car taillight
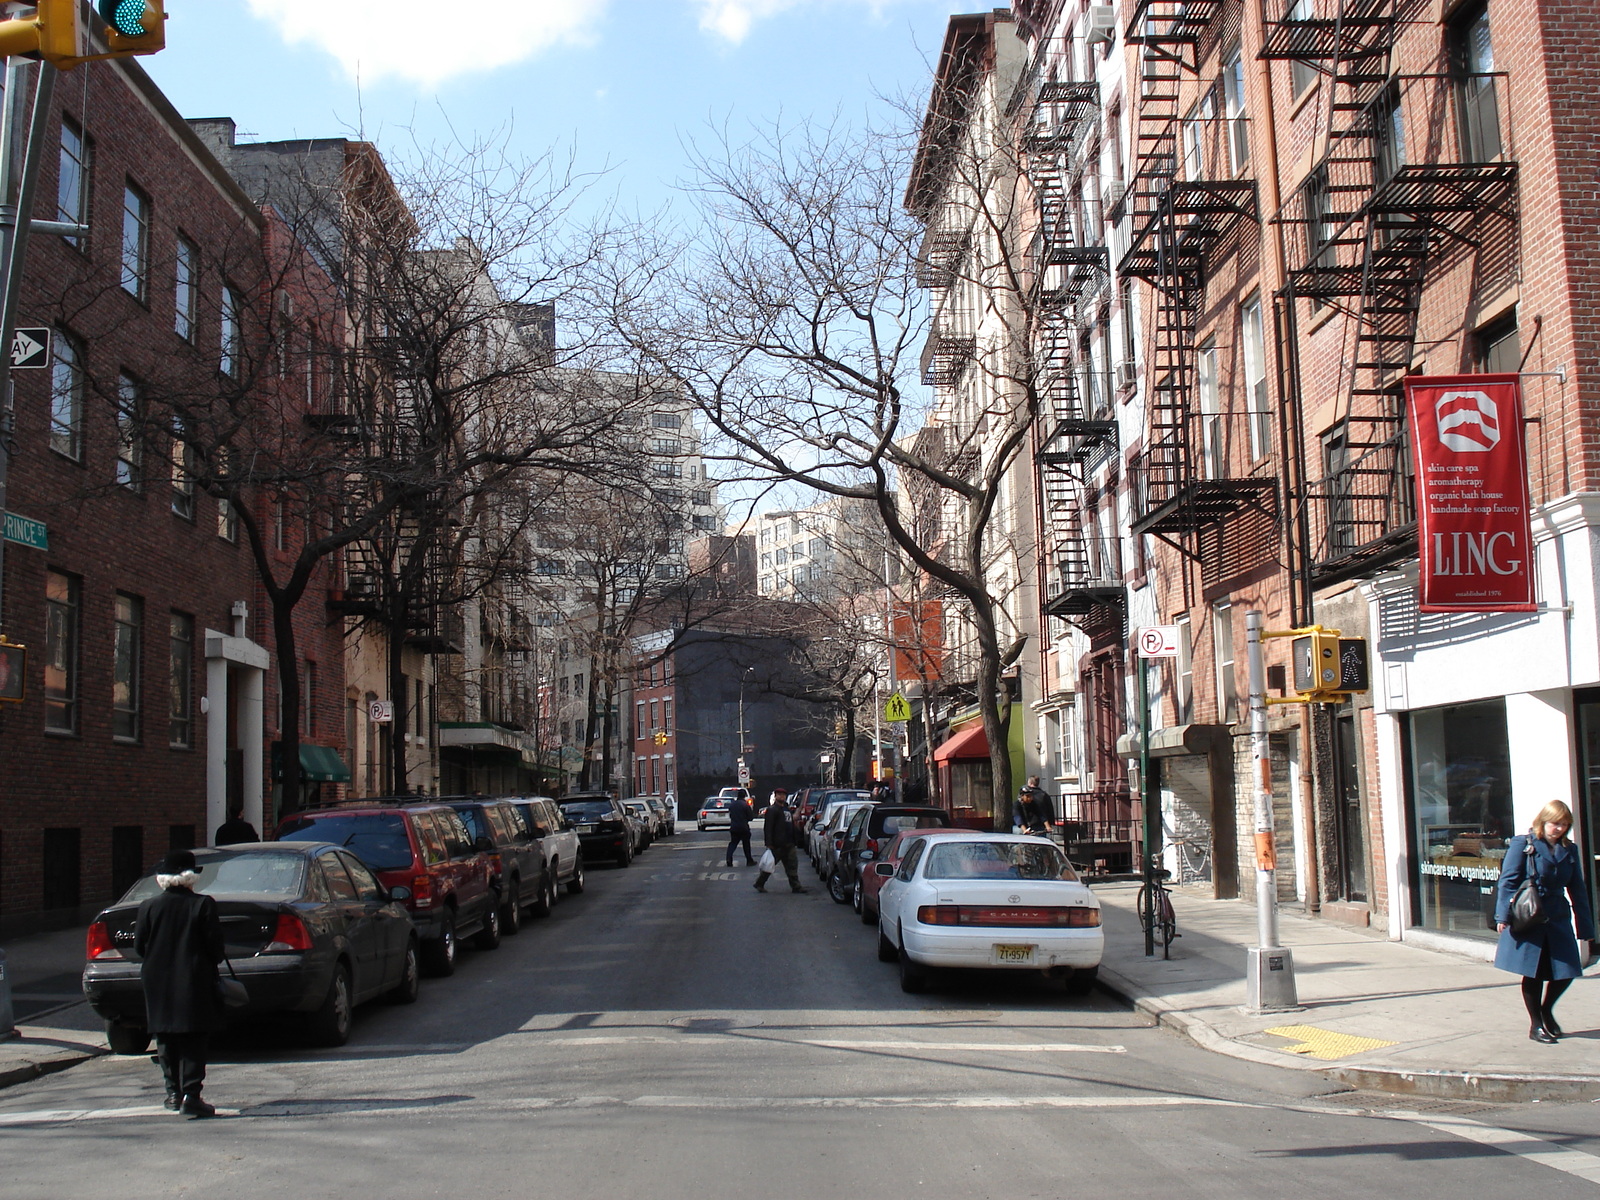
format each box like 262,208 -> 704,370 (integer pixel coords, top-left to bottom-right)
85,920 -> 123,960
833,834 -> 845,850
867,837 -> 879,853
411,874 -> 433,908
915,905 -> 1100,928
263,913 -> 313,953
488,852 -> 503,873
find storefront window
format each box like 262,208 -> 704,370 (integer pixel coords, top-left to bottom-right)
1407,698 -> 1513,940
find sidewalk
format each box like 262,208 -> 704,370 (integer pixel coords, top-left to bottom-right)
0,926 -> 108,1088
1092,881 -> 1600,1102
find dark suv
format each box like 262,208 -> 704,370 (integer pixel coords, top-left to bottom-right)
827,805 -> 952,906
558,793 -> 635,867
435,798 -> 551,935
277,803 -> 499,976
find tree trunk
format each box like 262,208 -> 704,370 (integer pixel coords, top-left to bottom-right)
838,705 -> 857,785
972,612 -> 1014,830
578,658 -> 600,789
273,600 -> 304,821
600,677 -> 615,793
388,610 -> 411,795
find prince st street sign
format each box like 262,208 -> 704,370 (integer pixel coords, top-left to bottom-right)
2,511 -> 48,550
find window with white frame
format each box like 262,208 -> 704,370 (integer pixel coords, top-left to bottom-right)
1212,601 -> 1238,724
1197,339 -> 1221,477
1241,296 -> 1269,460
121,183 -> 150,301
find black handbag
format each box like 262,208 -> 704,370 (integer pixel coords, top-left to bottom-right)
1509,840 -> 1547,937
216,958 -> 249,1009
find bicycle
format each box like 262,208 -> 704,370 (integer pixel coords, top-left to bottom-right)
1137,866 -> 1178,959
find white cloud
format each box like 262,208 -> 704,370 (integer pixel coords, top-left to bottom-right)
248,0 -> 606,88
691,0 -> 905,46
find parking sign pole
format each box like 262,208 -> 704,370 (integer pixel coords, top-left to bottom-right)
1245,609 -> 1299,1012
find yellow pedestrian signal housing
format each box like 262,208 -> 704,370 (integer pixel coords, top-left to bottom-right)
97,0 -> 164,55
1290,628 -> 1370,701
0,638 -> 26,703
653,730 -> 668,745
0,0 -> 80,64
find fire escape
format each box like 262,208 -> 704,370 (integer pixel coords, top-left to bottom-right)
1123,0 -> 1268,549
1264,0 -> 1518,613
1026,78 -> 1118,624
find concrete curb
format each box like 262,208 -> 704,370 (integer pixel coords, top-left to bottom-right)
0,1027 -> 109,1091
1094,965 -> 1600,1102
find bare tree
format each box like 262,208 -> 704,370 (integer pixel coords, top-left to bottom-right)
604,105 -> 1048,822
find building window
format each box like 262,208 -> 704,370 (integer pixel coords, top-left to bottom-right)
44,570 -> 80,734
217,497 -> 238,542
1197,339 -> 1221,477
220,284 -> 241,378
121,182 -> 150,301
116,372 -> 142,489
663,697 -> 673,733
651,412 -> 681,429
1119,277 -> 1138,373
1451,2 -> 1501,162
1406,697 -> 1511,941
1212,601 -> 1237,724
1176,613 -> 1194,724
56,119 -> 89,251
1285,0 -> 1318,97
174,235 -> 198,340
1241,296 -> 1269,460
652,438 -> 680,455
170,418 -> 194,519
1475,311 -> 1518,374
305,660 -> 319,737
169,612 -> 193,747
112,593 -> 142,741
49,330 -> 82,460
1222,45 -> 1248,171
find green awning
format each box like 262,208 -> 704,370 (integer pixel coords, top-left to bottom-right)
271,742 -> 352,783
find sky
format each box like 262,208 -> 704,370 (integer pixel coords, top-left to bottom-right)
141,0 -> 983,221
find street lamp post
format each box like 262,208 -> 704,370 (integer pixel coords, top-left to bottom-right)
737,665 -> 754,786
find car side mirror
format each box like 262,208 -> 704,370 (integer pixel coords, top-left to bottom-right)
874,863 -> 896,877
387,884 -> 412,902
858,849 -> 875,861
474,835 -> 494,852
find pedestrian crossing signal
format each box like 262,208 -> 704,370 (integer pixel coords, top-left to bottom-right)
0,639 -> 25,703
653,730 -> 669,745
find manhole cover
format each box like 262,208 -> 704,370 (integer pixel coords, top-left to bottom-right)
670,1016 -> 763,1033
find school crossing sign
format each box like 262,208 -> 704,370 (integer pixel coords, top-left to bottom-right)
883,692 -> 911,722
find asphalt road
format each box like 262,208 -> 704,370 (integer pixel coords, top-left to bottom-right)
3,831 -> 1600,1198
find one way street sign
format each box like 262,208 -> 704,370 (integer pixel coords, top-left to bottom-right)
10,327 -> 50,370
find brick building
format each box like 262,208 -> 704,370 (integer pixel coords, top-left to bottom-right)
0,59 -> 345,931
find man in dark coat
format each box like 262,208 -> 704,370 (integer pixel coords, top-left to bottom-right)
1019,776 -> 1056,836
135,849 -> 226,1117
754,788 -> 807,893
726,792 -> 755,868
214,805 -> 259,846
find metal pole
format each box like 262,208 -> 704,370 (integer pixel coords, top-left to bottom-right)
1139,654 -> 1154,958
0,59 -> 33,636
884,549 -> 899,800
1245,610 -> 1298,1011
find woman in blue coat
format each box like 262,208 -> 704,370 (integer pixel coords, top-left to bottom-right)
1494,800 -> 1596,1043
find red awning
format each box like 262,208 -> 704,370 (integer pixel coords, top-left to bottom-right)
933,721 -> 990,763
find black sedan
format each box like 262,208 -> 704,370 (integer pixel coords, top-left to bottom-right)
83,842 -> 419,1053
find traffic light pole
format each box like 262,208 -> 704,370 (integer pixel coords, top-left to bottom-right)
0,59 -> 56,637
1244,610 -> 1299,1012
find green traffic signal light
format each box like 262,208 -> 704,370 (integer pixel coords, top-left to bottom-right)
97,0 -> 147,36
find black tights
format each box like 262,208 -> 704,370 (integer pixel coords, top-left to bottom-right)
1521,976 -> 1573,1023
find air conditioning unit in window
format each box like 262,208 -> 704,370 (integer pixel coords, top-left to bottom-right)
1102,180 -> 1127,219
1115,359 -> 1138,389
1085,5 -> 1117,46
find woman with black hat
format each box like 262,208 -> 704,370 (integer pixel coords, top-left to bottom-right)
134,849 -> 226,1117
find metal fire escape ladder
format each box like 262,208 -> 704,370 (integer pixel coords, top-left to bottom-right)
1124,2 -> 1266,546
1265,0 -> 1518,589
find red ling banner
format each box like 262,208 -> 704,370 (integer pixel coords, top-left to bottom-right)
1405,373 -> 1535,612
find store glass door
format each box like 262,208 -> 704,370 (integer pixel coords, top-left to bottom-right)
1333,709 -> 1368,903
1574,692 -> 1600,922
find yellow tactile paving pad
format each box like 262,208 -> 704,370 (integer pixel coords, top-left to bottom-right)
1262,1025 -> 1398,1061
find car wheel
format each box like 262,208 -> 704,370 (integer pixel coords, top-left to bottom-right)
105,1019 -> 151,1055
386,939 -> 421,1005
473,901 -> 502,950
851,879 -> 863,913
1064,966 -> 1099,997
308,963 -> 353,1047
502,877 -> 524,934
898,932 -> 931,994
530,870 -> 553,917
421,912 -> 457,977
876,920 -> 898,964
566,856 -> 586,895
617,843 -> 632,867
827,869 -> 849,904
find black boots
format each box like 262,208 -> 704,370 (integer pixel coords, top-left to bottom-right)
753,874 -> 769,892
163,1090 -> 180,1112
1542,1008 -> 1564,1037
179,1093 -> 216,1118
1530,1022 -> 1558,1044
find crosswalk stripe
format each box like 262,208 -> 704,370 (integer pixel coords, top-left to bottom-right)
803,1040 -> 1125,1054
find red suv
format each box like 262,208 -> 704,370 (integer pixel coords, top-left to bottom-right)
277,803 -> 499,976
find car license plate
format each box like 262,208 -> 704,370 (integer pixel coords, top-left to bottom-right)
993,944 -> 1036,965
578,824 -> 597,833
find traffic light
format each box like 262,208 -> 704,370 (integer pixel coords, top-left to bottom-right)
97,0 -> 164,55
0,639 -> 26,703
1290,629 -> 1370,700
0,0 -> 81,65
653,730 -> 669,746
1292,630 -> 1340,695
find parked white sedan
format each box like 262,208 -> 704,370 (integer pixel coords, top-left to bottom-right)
875,831 -> 1102,995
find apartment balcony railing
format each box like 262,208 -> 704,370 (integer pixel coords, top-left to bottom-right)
1134,407 -> 1279,537
1122,114 -> 1259,283
920,331 -> 977,389
1305,427 -> 1417,586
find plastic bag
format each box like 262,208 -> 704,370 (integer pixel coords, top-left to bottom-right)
758,849 -> 776,873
